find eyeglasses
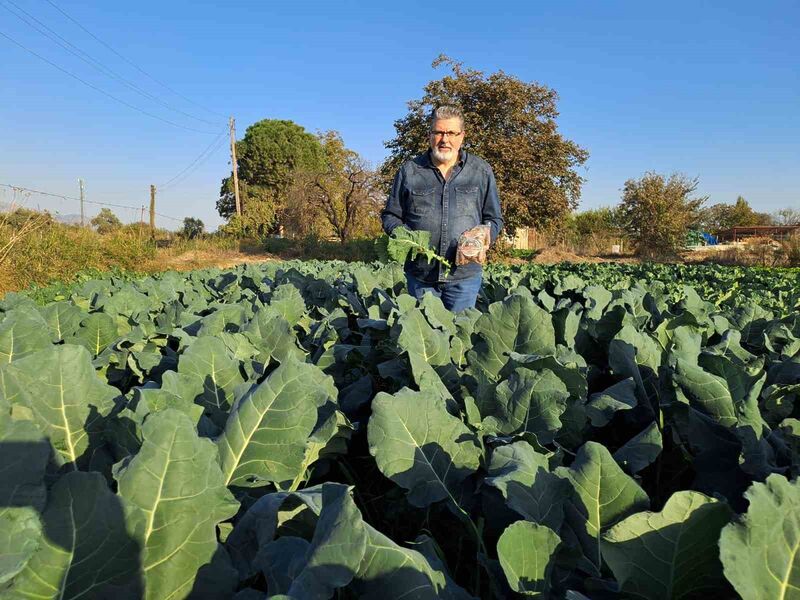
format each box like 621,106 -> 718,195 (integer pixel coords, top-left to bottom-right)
430,130 -> 463,139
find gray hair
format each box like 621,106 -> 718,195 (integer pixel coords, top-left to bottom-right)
429,105 -> 464,131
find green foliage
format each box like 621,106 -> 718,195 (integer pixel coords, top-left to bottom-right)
601,491 -> 733,599
382,55 -> 589,232
90,207 -> 123,234
375,225 -> 452,269
263,235 -> 382,262
0,260 -> 799,598
497,521 -> 561,597
217,119 -> 325,236
618,171 -> 707,259
217,357 -> 340,488
288,131 -> 383,242
116,409 -> 239,598
8,471 -> 143,598
699,196 -> 773,233
719,475 -> 800,600
368,388 -> 481,508
179,216 -> 205,238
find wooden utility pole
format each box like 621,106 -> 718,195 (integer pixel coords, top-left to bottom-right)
78,178 -> 85,226
229,116 -> 242,216
149,185 -> 156,237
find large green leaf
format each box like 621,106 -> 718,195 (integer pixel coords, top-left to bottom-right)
368,388 -> 481,508
396,307 -> 451,366
225,488 -> 324,582
497,520 -> 561,597
242,310 -> 306,365
608,325 -> 663,409
468,294 -> 557,380
234,484 -> 472,599
481,367 -> 569,443
674,357 -> 764,433
352,529 -> 474,600
450,308 -> 480,367
116,409 -> 239,600
178,336 -> 245,426
195,303 -> 248,336
217,359 -> 338,488
70,313 -> 119,357
377,226 -> 451,269
418,293 -> 457,335
0,345 -> 118,468
283,484 -> 367,598
720,474 -> 800,600
6,471 -> 143,599
267,284 -> 307,327
0,419 -> 48,585
39,302 -> 85,343
601,491 -> 733,600
556,441 -> 650,573
254,536 -> 309,595
485,441 -> 570,532
585,378 -> 637,427
613,421 -> 663,474
0,307 -> 52,364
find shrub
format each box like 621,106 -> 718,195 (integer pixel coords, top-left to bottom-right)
618,172 -> 706,259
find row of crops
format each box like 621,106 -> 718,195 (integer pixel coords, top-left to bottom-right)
1,261 -> 799,599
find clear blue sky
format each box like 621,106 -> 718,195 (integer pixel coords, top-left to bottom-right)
2,0 -> 798,230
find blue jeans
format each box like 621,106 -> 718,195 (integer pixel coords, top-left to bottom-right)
406,272 -> 482,312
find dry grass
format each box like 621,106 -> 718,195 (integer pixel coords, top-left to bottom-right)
152,248 -> 276,272
0,214 -> 274,295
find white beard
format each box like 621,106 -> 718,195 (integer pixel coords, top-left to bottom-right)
431,146 -> 455,163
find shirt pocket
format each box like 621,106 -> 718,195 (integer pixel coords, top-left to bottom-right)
455,185 -> 481,221
408,187 -> 437,218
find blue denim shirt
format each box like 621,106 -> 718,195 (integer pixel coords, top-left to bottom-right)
381,149 -> 504,283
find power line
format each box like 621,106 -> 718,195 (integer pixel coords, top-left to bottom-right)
0,0 -> 221,127
159,129 -> 228,190
0,28 -> 219,135
0,183 -> 184,221
43,0 -> 226,120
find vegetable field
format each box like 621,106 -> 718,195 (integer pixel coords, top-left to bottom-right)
1,261 -> 799,599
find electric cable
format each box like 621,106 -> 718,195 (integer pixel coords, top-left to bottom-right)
0,28 -> 219,135
158,129 -> 228,190
1,0 -> 221,126
43,0 -> 227,119
0,183 -> 184,221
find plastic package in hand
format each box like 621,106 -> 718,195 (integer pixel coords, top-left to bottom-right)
456,224 -> 491,266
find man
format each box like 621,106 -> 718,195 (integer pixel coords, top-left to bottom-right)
381,105 -> 503,311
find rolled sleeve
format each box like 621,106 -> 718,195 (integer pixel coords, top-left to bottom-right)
381,168 -> 405,234
481,168 -> 504,243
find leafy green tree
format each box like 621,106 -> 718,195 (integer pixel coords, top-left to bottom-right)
179,217 -> 204,239
699,196 -> 773,233
570,207 -> 621,238
217,119 -> 325,236
617,172 -> 707,258
90,208 -> 122,234
729,196 -> 765,228
289,131 -> 382,242
381,55 -> 589,232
